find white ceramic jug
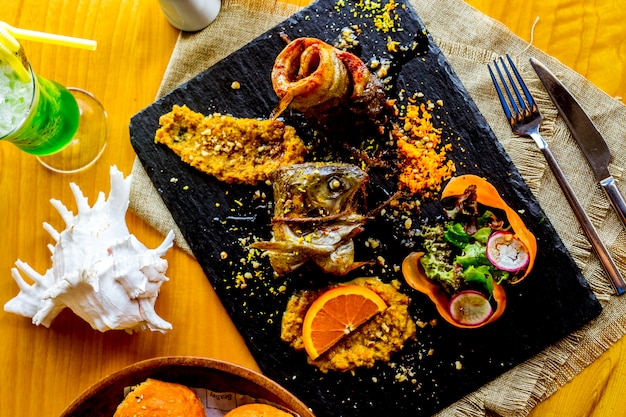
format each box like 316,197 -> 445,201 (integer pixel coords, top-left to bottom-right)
158,0 -> 221,32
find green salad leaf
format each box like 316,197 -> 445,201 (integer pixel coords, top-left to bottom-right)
443,222 -> 469,249
455,242 -> 489,268
419,220 -> 509,298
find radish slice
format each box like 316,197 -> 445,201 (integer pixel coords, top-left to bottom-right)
448,290 -> 493,326
486,231 -> 530,272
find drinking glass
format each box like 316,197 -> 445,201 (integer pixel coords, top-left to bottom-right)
0,50 -> 107,173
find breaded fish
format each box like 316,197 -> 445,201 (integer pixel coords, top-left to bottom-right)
155,105 -> 307,185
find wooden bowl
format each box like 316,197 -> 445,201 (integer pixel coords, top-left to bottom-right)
61,356 -> 315,417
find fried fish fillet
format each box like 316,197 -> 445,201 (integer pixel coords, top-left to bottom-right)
155,105 -> 307,185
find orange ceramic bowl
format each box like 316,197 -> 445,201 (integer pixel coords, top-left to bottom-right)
60,356 -> 314,417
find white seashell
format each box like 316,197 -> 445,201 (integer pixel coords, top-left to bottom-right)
4,166 -> 176,333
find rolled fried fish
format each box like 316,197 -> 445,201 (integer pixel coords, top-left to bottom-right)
271,37 -> 387,131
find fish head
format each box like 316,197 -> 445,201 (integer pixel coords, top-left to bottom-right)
272,162 -> 368,218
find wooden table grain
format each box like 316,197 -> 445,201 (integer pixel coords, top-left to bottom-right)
0,0 -> 624,416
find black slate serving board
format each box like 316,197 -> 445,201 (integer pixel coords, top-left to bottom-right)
129,1 -> 602,416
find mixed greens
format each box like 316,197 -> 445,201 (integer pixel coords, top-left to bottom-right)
403,175 -> 536,328
418,184 -> 526,299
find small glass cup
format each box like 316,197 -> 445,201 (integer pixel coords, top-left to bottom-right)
0,52 -> 107,173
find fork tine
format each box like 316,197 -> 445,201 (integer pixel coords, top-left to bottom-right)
491,57 -> 525,124
489,54 -> 541,126
493,59 -> 521,117
497,56 -> 527,115
504,54 -> 537,112
488,62 -> 514,122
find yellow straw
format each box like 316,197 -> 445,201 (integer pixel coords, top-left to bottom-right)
0,27 -> 30,82
0,21 -> 97,51
0,24 -> 20,52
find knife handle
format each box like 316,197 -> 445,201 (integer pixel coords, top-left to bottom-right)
601,176 -> 626,231
540,146 -> 626,295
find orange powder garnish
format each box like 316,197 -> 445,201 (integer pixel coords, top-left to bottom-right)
393,102 -> 455,197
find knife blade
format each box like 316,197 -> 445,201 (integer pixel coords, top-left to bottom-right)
530,57 -> 626,230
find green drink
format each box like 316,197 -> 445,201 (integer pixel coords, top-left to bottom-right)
1,62 -> 80,155
0,57 -> 107,172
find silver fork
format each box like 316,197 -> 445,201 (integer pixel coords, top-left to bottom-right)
489,54 -> 626,295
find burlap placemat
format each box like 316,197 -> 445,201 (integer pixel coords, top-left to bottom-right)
129,0 -> 626,415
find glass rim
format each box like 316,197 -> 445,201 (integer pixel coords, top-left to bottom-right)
0,62 -> 38,140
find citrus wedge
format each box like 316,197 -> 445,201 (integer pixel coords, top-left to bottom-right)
302,285 -> 388,360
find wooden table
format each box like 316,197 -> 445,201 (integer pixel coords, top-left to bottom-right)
0,0 -> 624,415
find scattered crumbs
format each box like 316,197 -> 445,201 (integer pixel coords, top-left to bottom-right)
416,318 -> 438,329
170,177 -> 179,183
235,272 -> 248,289
183,185 -> 189,190
231,81 -> 241,90
393,97 -> 456,198
386,36 -> 400,52
395,373 -> 408,382
220,251 -> 228,260
351,0 -> 400,33
455,360 -> 463,370
252,189 -> 267,200
373,57 -> 392,80
392,363 -> 417,384
366,237 -> 380,249
334,25 -> 361,50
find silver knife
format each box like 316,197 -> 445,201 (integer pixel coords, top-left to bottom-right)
530,57 -> 626,230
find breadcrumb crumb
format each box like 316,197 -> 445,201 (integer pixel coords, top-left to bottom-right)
393,102 -> 455,197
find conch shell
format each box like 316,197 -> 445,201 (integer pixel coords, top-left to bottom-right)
4,166 -> 176,333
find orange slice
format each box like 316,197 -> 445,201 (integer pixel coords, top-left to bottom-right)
302,285 -> 387,360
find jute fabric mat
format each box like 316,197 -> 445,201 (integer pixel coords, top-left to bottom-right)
129,0 -> 626,415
